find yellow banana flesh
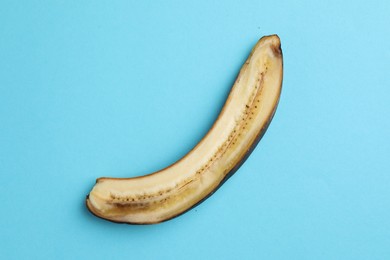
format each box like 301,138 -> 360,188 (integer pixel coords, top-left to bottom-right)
86,35 -> 283,224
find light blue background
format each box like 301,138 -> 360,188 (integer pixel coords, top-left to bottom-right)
1,1 -> 389,259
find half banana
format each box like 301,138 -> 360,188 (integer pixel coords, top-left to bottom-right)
86,35 -> 283,224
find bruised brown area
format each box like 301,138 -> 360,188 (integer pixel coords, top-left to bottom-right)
271,43 -> 282,57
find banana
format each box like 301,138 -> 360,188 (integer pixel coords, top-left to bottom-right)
86,35 -> 283,224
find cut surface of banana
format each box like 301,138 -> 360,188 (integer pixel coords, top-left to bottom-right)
86,35 -> 283,224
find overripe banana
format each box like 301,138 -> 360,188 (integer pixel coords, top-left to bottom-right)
86,35 -> 283,224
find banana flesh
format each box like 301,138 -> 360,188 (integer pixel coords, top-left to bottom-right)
86,35 -> 283,224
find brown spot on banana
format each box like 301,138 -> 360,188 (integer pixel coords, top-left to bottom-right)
86,35 -> 283,224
